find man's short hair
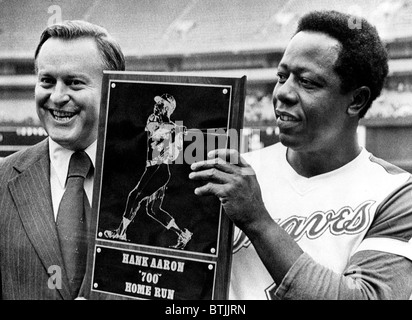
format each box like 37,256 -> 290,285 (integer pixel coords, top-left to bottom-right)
34,20 -> 125,71
296,10 -> 389,118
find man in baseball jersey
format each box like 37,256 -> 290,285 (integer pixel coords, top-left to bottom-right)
190,10 -> 412,299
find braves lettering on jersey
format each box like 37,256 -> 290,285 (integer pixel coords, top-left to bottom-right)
229,143 -> 412,300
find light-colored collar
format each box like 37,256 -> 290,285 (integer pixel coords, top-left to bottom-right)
48,137 -> 97,188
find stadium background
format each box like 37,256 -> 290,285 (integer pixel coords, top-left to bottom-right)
1,0 -> 412,172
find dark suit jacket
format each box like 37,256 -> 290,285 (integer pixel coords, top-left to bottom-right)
0,139 -> 94,300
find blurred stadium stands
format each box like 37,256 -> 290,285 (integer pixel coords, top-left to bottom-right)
1,0 -> 412,170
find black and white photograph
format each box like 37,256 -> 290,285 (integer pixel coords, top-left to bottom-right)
1,0 -> 412,309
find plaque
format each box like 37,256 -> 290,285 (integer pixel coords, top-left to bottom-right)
88,71 -> 246,300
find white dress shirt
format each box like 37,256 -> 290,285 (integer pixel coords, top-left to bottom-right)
48,138 -> 96,221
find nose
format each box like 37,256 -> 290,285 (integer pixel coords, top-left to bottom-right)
273,76 -> 298,107
49,81 -> 70,106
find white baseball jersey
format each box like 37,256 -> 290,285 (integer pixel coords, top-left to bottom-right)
229,142 -> 412,300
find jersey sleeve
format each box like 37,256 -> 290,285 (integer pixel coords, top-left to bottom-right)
273,250 -> 412,299
354,176 -> 412,260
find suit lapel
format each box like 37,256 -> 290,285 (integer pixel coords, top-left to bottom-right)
8,140 -> 72,300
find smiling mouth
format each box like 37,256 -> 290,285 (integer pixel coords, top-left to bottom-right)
276,110 -> 299,122
49,109 -> 77,122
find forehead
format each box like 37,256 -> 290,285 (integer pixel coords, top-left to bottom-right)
36,37 -> 104,76
279,31 -> 341,74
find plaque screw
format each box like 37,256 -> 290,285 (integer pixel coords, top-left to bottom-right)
98,232 -> 103,237
222,88 -> 228,94
111,83 -> 116,88
97,247 -> 101,253
210,248 -> 216,254
208,264 -> 213,270
94,283 -> 98,288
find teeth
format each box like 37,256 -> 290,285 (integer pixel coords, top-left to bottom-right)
55,117 -> 71,122
50,110 -> 76,122
52,110 -> 74,117
280,114 -> 297,121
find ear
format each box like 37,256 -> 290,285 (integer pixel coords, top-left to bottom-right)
347,86 -> 371,117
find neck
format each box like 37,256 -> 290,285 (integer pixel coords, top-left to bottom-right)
287,141 -> 362,178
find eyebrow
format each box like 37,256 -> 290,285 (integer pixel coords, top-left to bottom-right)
37,70 -> 91,80
278,62 -> 311,73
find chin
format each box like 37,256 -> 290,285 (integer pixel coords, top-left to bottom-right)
51,138 -> 78,150
47,132 -> 81,150
278,133 -> 295,147
278,134 -> 306,151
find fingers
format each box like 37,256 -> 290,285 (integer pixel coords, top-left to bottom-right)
190,156 -> 233,174
189,153 -> 235,196
190,149 -> 255,177
190,149 -> 248,171
193,181 -> 226,199
189,150 -> 257,202
208,149 -> 249,167
189,166 -> 230,184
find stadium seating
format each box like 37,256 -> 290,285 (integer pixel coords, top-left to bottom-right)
1,0 -> 412,168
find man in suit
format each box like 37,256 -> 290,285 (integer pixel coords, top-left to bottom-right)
0,20 -> 125,299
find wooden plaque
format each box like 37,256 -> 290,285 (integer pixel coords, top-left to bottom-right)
88,71 -> 246,300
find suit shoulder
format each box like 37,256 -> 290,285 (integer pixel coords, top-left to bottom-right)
0,139 -> 49,178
